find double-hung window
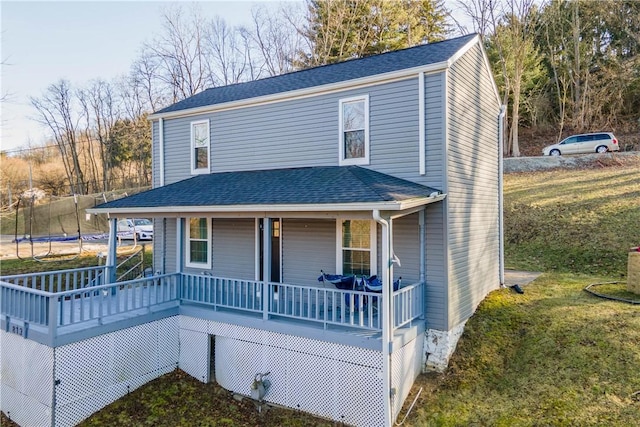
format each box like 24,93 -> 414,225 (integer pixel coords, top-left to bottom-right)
186,217 -> 211,269
191,119 -> 210,174
339,95 -> 369,165
338,219 -> 376,276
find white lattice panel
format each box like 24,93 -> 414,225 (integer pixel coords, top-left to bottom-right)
55,333 -> 112,406
391,336 -> 423,419
158,317 -> 180,369
0,330 -> 54,427
1,384 -> 52,427
179,328 -> 210,383
333,356 -> 384,427
180,315 -> 208,333
202,321 -> 386,426
283,347 -> 335,417
54,317 -> 179,427
214,335 -> 262,394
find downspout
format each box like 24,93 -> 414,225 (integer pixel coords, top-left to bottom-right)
419,209 -> 426,285
498,105 -> 506,285
373,209 -> 392,427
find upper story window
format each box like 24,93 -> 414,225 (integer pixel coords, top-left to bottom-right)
186,217 -> 211,269
191,119 -> 210,174
339,95 -> 369,165
337,219 -> 376,276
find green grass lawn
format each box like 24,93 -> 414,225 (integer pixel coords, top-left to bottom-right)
2,161 -> 640,426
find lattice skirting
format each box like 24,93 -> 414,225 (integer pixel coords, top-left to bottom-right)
0,317 -> 179,427
1,316 -> 423,427
179,316 -> 423,427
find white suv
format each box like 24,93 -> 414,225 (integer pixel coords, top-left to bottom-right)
542,132 -> 619,156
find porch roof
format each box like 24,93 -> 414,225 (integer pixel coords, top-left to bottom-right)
89,166 -> 445,215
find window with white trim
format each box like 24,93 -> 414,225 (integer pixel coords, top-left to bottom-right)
191,119 -> 210,174
186,217 -> 211,268
339,95 -> 369,165
338,219 -> 376,276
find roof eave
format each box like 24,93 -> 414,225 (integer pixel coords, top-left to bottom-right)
87,194 -> 446,217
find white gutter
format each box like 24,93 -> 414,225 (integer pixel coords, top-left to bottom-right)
418,72 -> 426,176
498,105 -> 506,285
373,209 -> 393,427
88,195 -> 447,216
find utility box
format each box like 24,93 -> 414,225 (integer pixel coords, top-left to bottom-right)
628,249 -> 640,295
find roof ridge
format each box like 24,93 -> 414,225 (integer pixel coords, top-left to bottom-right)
199,33 -> 477,94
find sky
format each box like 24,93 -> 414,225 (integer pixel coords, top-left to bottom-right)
1,0 -> 469,155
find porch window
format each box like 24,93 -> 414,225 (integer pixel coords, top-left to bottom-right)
191,119 -> 210,174
338,219 -> 376,276
339,95 -> 369,165
186,217 -> 211,268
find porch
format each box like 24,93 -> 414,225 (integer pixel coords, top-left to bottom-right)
0,266 -> 424,348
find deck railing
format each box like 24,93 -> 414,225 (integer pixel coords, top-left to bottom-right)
1,270 -> 423,344
1,273 -> 180,343
1,266 -> 108,292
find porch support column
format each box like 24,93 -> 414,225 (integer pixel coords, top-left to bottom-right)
106,217 -> 117,284
262,218 -> 271,320
373,210 -> 392,427
176,218 -> 183,273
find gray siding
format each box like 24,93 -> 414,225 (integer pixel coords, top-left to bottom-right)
156,78 -> 444,186
422,72 -> 448,331
392,214 -> 419,285
425,204 -> 447,329
282,219 -> 335,286
209,218 -> 255,280
446,43 -> 501,329
154,218 -> 177,274
153,218 -> 176,274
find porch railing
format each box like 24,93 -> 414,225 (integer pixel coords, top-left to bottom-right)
1,272 -> 180,343
180,273 -> 423,330
1,270 -> 423,344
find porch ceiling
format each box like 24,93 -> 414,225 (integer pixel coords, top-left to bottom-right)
89,166 -> 445,216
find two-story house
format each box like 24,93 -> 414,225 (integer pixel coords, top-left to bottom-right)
0,33 -> 503,427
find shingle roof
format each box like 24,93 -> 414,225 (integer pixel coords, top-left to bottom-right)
93,166 -> 441,211
155,34 -> 477,115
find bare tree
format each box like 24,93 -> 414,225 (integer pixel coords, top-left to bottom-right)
248,4 -> 303,76
78,79 -> 120,192
204,16 -> 251,85
30,80 -> 87,194
141,5 -> 211,103
460,0 -> 541,157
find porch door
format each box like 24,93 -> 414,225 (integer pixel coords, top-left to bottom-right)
259,218 -> 281,283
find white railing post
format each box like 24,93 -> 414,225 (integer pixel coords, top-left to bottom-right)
48,294 -> 58,344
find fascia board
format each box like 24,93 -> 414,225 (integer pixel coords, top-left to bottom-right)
87,194 -> 446,217
148,61 -> 450,121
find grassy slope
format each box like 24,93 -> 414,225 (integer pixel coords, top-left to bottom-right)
2,163 -> 640,426
503,162 -> 640,276
400,161 -> 640,426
